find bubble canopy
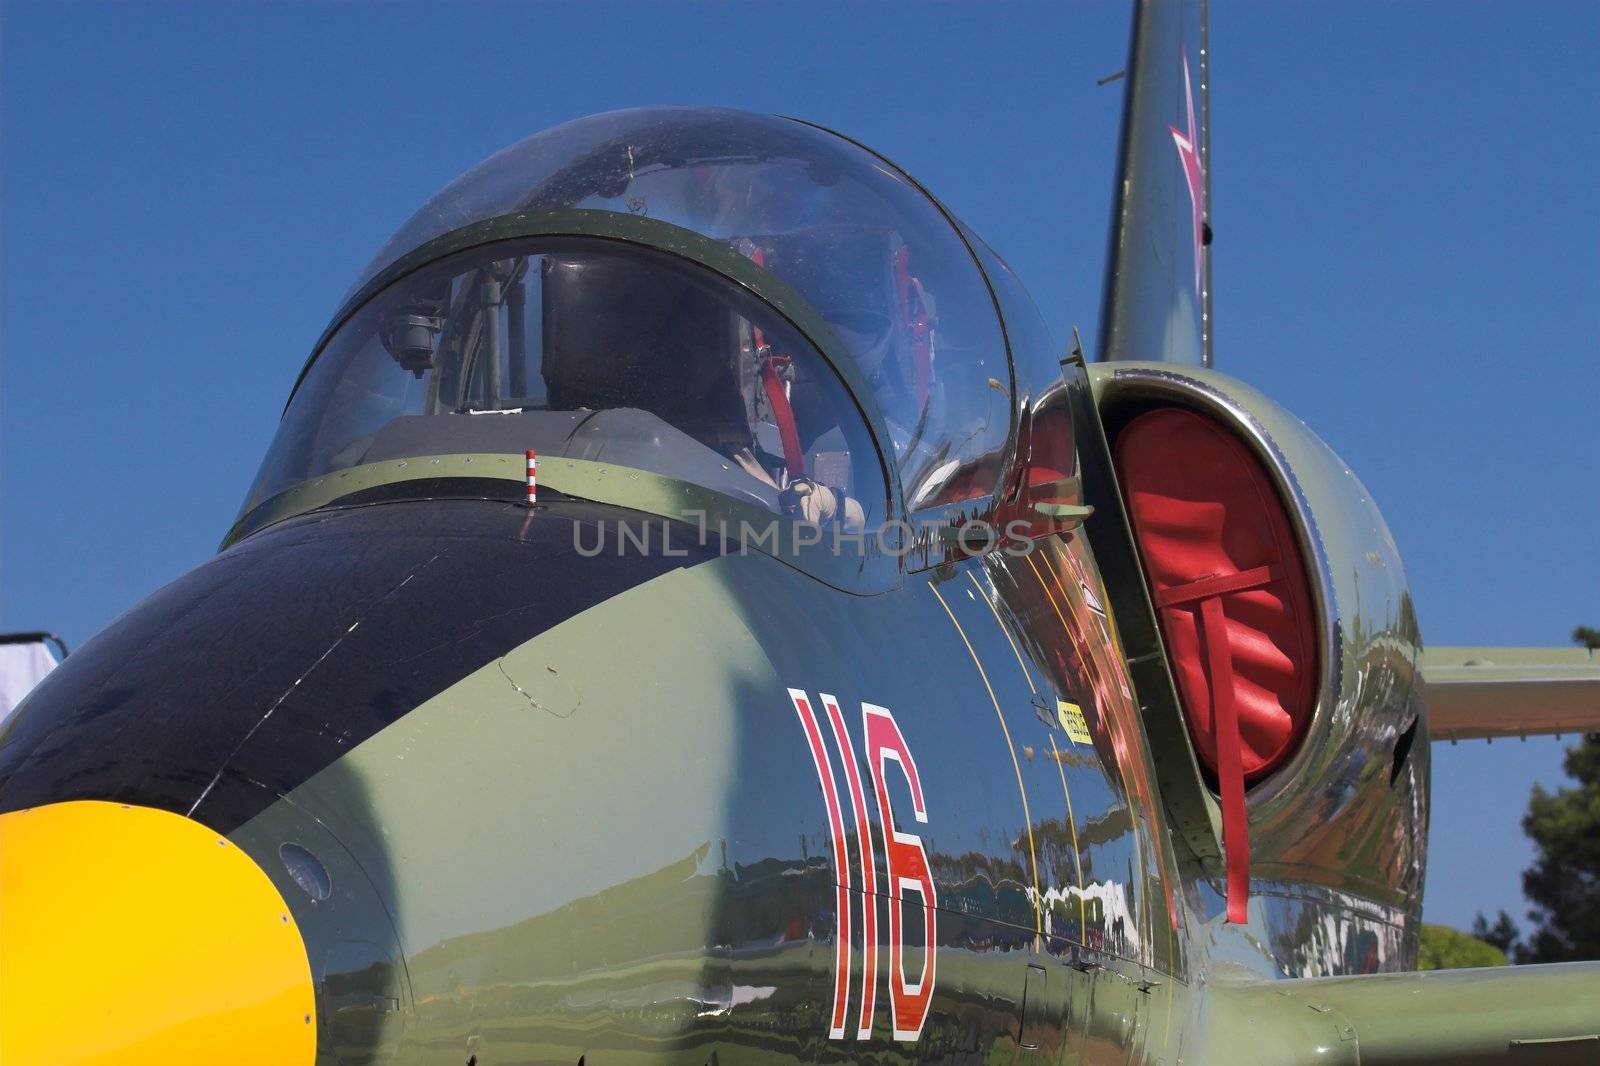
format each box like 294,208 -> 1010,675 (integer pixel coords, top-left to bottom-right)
246,235 -> 887,535
251,107 -> 1015,534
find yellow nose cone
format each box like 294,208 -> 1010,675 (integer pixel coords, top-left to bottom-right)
1,800 -> 315,1066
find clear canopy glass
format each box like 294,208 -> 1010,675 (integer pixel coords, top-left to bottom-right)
247,239 -> 885,532
340,107 -> 1012,512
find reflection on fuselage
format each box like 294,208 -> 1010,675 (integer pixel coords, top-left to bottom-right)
0,491 -> 1415,1063
937,536 -> 1176,974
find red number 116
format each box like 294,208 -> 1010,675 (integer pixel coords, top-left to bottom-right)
789,689 -> 937,1043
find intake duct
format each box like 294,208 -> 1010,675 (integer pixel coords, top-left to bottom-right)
1114,406 -> 1319,922
1085,362 -> 1424,942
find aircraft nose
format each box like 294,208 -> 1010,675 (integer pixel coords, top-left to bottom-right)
0,800 -> 316,1066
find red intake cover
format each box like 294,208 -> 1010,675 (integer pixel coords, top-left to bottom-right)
1114,408 -> 1318,781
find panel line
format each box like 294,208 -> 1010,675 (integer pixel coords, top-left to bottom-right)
928,578 -> 1043,941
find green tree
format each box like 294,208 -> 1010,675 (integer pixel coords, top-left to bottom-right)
1518,734 -> 1600,962
1418,923 -> 1508,969
1471,909 -> 1520,955
1513,625 -> 1600,963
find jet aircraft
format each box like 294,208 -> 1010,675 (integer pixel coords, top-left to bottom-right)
3,2 -> 1599,1064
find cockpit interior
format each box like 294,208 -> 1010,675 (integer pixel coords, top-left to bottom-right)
238,107 -> 1067,569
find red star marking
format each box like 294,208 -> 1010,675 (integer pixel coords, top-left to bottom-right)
1170,50 -> 1206,296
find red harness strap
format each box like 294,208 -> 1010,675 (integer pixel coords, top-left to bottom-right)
760,354 -> 805,479
1154,564 -> 1282,924
744,243 -> 806,480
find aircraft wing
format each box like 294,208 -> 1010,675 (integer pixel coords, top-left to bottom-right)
1422,646 -> 1600,741
1206,962 -> 1600,1064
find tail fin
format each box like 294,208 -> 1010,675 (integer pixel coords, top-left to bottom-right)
1098,0 -> 1212,366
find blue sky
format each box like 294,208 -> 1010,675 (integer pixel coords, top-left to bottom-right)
2,1 -> 1595,935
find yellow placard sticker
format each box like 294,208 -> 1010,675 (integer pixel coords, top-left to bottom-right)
1057,700 -> 1092,745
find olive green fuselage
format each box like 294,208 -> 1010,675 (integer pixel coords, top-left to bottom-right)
0,359 -> 1427,1066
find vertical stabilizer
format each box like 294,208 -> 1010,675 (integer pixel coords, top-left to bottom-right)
1098,0 -> 1212,365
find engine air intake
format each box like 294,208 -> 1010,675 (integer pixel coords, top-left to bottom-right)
1114,406 -> 1319,923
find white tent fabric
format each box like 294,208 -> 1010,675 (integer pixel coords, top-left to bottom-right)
0,641 -> 57,727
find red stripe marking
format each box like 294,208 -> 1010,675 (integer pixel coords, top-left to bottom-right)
863,704 -> 936,1041
790,689 -> 851,1038
822,693 -> 877,1038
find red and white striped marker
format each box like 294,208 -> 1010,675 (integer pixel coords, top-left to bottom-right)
525,449 -> 538,507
